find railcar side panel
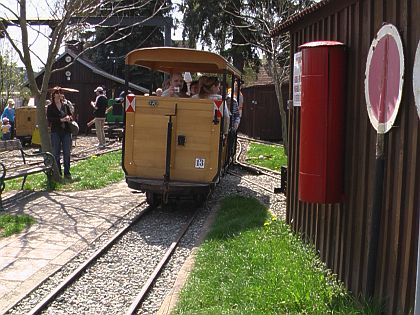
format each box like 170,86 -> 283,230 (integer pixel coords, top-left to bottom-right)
15,106 -> 37,137
171,103 -> 220,182
123,96 -> 221,184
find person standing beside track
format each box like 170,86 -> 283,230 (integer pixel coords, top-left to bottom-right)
1,99 -> 15,139
1,117 -> 11,140
91,86 -> 108,148
47,89 -> 73,179
228,82 -> 243,131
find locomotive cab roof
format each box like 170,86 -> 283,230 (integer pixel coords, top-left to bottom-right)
125,47 -> 241,77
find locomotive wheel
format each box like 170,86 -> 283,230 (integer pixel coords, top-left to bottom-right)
146,192 -> 161,207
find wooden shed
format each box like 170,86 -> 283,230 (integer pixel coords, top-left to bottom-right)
271,0 -> 420,314
34,49 -> 147,133
239,67 -> 287,141
240,85 -> 281,141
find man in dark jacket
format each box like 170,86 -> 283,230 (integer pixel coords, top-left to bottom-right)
91,86 -> 108,148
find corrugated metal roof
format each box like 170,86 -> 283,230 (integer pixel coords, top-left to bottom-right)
270,0 -> 331,37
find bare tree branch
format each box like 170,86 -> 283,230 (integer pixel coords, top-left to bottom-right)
1,0 -> 168,180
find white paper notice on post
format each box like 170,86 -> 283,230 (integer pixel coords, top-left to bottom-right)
293,51 -> 302,107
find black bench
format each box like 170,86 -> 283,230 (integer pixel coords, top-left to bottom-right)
0,140 -> 55,210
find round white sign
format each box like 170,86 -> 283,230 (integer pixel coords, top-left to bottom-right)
413,40 -> 420,119
364,24 -> 404,134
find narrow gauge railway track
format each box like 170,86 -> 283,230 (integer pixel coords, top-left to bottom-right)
0,141 -> 122,205
69,140 -> 121,162
126,210 -> 198,314
227,168 -> 275,194
235,137 -> 282,181
3,201 -> 149,315
237,134 -> 283,147
1,140 -> 122,169
25,201 -> 150,315
3,136 -> 285,315
13,203 -> 199,315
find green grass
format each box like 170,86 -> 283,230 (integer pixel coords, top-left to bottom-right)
173,196 -> 379,315
246,143 -> 287,171
0,214 -> 36,238
3,150 -> 124,192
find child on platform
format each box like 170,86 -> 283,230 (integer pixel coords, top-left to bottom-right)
1,117 -> 11,140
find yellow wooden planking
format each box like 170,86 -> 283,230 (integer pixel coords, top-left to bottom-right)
171,104 -> 219,182
15,107 -> 37,137
124,95 -> 222,183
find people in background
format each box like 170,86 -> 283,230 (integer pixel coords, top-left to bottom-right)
91,86 -> 108,148
47,88 -> 73,179
1,99 -> 15,139
192,76 -> 231,136
228,82 -> 244,118
156,88 -> 163,96
227,82 -> 243,131
192,76 -> 222,100
61,94 -> 74,115
162,73 -> 184,97
190,80 -> 199,96
1,117 -> 11,140
116,90 -> 131,103
162,79 -> 170,91
227,94 -> 241,131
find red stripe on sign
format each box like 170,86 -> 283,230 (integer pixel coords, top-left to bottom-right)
368,34 -> 401,123
214,100 -> 223,118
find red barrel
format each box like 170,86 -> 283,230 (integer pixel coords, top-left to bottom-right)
298,41 -> 346,203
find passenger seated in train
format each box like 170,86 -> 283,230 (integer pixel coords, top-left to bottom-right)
191,76 -> 222,100
192,76 -> 231,135
161,73 -> 184,97
155,88 -> 163,96
190,80 -> 199,96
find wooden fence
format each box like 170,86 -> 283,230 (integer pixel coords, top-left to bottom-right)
277,0 -> 420,313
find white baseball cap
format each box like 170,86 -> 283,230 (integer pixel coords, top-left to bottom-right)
94,86 -> 104,93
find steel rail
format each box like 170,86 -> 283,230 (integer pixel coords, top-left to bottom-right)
235,137 -> 282,180
27,201 -> 150,315
125,209 -> 200,315
236,134 -> 283,147
227,169 -> 275,194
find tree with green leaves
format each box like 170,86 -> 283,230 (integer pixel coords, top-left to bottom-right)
0,0 -> 167,181
84,0 -> 170,91
0,42 -> 25,110
180,0 -> 315,154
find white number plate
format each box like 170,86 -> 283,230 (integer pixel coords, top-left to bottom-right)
195,158 -> 205,169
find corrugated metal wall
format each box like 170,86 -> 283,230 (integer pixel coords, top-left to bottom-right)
286,0 -> 420,313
